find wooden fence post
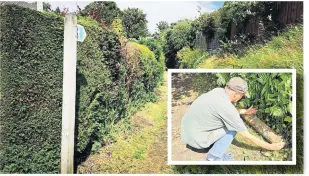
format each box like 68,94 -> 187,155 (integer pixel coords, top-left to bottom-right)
61,13 -> 77,174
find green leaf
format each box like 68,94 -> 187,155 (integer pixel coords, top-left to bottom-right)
288,101 -> 292,113
284,116 -> 292,123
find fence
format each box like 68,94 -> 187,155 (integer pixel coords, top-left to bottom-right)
195,32 -> 220,52
229,1 -> 303,40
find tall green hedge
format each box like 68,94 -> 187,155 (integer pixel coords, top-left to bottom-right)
0,5 -> 64,173
0,5 -> 164,173
74,17 -> 129,156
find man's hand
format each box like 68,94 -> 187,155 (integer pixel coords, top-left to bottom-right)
244,105 -> 258,115
267,141 -> 285,151
238,131 -> 285,151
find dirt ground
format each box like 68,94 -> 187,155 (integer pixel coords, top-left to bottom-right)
171,73 -> 271,161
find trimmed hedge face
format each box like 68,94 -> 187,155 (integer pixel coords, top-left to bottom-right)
75,19 -> 128,154
0,5 -> 64,173
0,5 -> 164,173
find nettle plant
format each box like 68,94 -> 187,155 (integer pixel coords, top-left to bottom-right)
216,73 -> 293,147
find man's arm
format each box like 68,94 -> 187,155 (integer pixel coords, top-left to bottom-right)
237,109 -> 247,114
238,130 -> 285,150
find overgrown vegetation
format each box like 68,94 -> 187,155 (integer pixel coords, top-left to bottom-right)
175,24 -> 303,174
157,2 -> 302,68
177,47 -> 208,68
0,5 -> 164,173
198,25 -> 303,70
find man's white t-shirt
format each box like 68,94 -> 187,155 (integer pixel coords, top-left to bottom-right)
181,88 -> 247,149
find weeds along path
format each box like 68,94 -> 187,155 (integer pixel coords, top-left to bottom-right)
171,74 -> 270,162
77,72 -> 173,174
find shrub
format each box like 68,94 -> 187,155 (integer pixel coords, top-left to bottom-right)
176,47 -> 208,68
138,37 -> 164,62
138,37 -> 165,80
121,41 -> 164,108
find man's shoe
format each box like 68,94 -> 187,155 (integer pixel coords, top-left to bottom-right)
206,153 -> 233,161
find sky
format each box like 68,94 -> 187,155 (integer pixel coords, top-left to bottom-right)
48,1 -> 224,33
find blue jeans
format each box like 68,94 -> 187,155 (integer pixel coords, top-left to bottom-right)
207,130 -> 236,160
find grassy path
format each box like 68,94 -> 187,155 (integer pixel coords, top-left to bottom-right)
77,72 -> 173,174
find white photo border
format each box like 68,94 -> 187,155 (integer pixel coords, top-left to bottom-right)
167,69 -> 297,165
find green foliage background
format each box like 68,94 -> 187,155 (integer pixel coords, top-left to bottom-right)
0,5 -> 164,173
193,72 -> 293,160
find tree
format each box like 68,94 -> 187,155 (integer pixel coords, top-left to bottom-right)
162,19 -> 196,68
121,8 -> 148,39
54,7 -> 61,15
79,1 -> 121,27
156,21 -> 169,32
43,2 -> 52,12
196,11 -> 221,39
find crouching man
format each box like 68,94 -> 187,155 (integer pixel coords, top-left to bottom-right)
181,77 -> 285,161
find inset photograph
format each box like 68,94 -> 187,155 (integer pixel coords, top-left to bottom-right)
168,69 -> 296,165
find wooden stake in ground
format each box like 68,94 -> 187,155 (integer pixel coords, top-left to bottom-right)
242,114 -> 285,144
61,13 -> 77,174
